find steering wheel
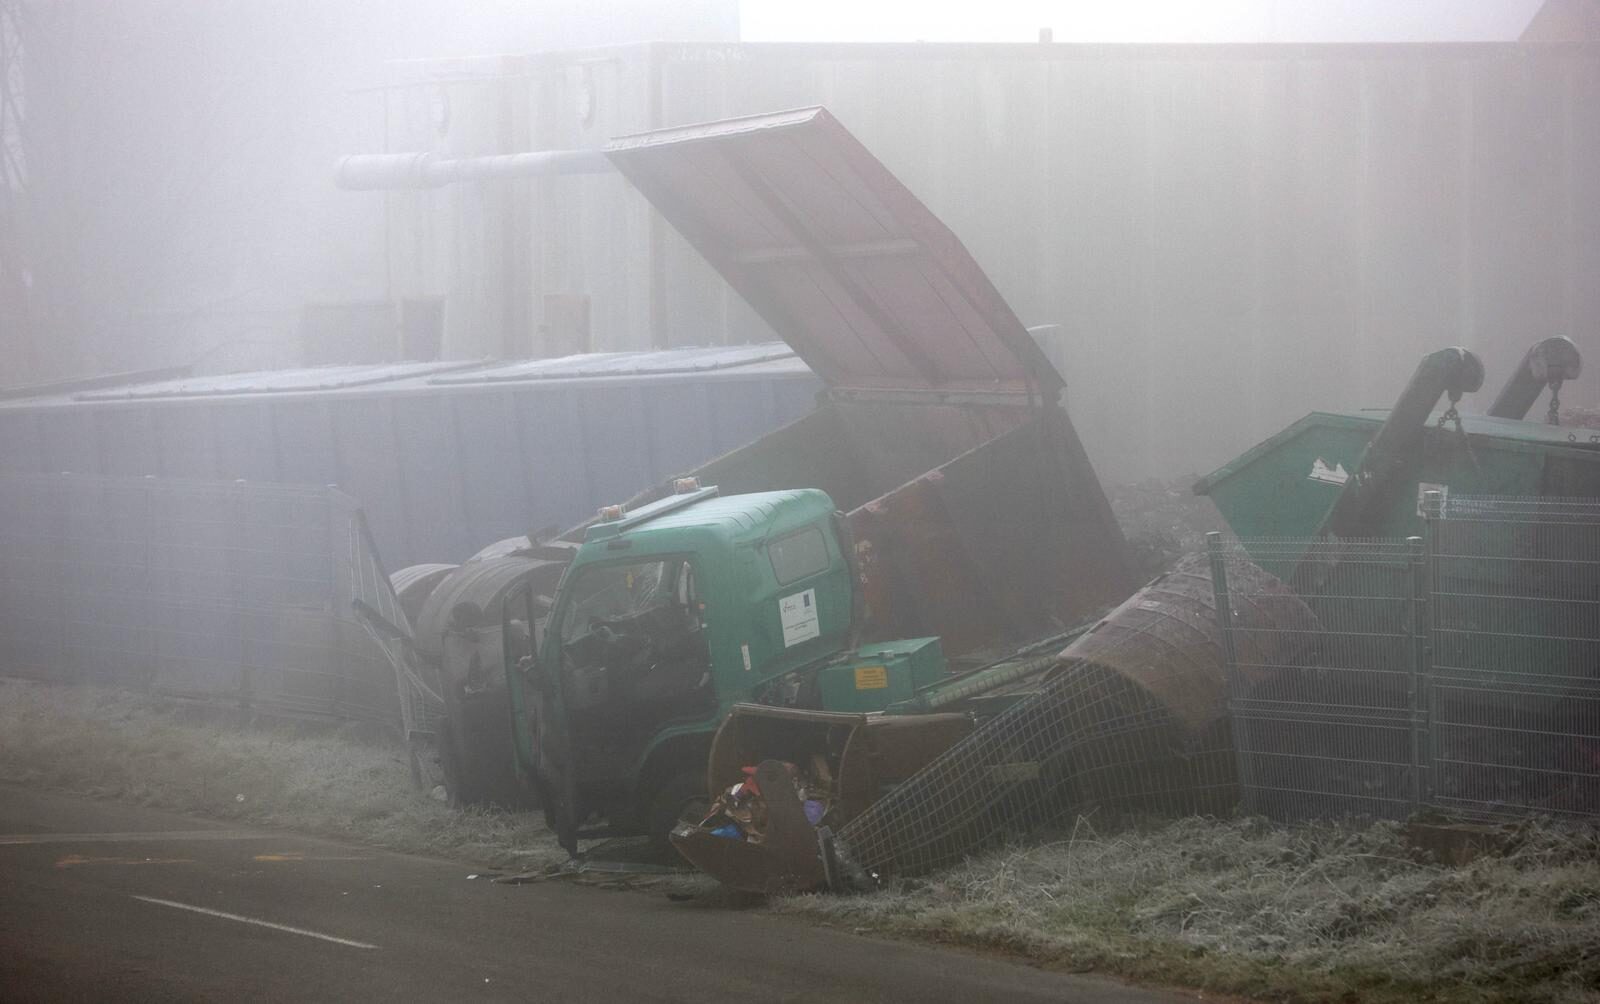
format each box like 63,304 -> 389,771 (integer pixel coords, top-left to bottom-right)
587,615 -> 626,638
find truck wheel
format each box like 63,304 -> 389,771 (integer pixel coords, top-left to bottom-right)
647,770 -> 710,861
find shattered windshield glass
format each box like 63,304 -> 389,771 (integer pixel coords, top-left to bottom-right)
557,559 -> 683,643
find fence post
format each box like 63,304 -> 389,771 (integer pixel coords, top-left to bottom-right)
1406,535 -> 1427,812
230,481 -> 253,717
325,487 -> 349,721
1205,532 -> 1253,812
1420,490 -> 1444,805
140,475 -> 158,691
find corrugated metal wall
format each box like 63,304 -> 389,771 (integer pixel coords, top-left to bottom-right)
0,355 -> 820,569
387,43 -> 1600,483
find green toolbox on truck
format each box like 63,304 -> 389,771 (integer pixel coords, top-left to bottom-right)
817,638 -> 947,713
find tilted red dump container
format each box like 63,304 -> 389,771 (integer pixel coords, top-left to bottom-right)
604,107 -> 1135,659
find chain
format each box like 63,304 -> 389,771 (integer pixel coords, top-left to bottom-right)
1429,390 -> 1479,475
1436,392 -> 1464,433
1547,380 -> 1563,426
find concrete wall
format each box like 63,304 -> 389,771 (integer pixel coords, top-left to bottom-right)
383,42 -> 1600,482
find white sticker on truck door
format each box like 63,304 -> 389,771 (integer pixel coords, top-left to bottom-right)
779,588 -> 819,647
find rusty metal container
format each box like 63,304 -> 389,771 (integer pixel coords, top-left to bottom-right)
1042,554 -> 1320,817
1056,553 -> 1319,733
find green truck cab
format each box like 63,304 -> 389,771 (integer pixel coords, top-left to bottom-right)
503,483 -> 943,852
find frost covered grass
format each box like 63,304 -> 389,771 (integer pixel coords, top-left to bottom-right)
775,815 -> 1600,1003
0,678 -> 566,871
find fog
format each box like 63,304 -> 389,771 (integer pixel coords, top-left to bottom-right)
3,0 -> 1595,484
4,13 -> 1599,997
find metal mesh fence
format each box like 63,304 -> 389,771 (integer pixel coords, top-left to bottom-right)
0,473 -> 406,725
835,557 -> 1251,880
1212,536 -> 1425,822
1427,495 -> 1600,818
1213,496 -> 1600,825
836,660 -> 1232,880
345,510 -> 445,742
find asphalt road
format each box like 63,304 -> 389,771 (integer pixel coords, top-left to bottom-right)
0,785 -> 1200,1003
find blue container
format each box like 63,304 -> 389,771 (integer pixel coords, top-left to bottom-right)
0,346 -> 820,568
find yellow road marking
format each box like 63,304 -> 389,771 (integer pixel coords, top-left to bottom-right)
0,830 -> 262,845
55,854 -> 194,868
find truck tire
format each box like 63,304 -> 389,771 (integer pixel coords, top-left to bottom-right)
646,770 -> 711,861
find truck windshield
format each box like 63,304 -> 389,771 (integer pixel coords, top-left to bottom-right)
558,558 -> 690,643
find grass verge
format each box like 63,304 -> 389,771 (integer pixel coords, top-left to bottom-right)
774,814 -> 1600,1003
0,678 -> 566,871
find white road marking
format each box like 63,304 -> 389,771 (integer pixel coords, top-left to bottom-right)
0,830 -> 263,845
131,896 -> 379,950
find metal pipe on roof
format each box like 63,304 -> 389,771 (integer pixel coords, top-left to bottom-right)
334,149 -> 614,190
1487,336 -> 1582,421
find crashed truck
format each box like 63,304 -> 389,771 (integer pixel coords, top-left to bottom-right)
386,108 -> 1598,894
381,107 -> 1179,848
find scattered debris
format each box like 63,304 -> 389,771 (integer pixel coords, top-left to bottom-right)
695,760 -> 832,846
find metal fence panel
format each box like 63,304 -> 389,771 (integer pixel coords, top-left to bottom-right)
837,659 -> 1207,881
0,473 -> 404,725
1428,495 -> 1600,818
1212,496 -> 1600,825
344,504 -> 445,743
1213,536 -> 1423,822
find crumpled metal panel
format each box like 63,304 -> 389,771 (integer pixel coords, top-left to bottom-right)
605,107 -> 1063,399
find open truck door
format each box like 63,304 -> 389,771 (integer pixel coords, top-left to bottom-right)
503,578 -> 579,854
